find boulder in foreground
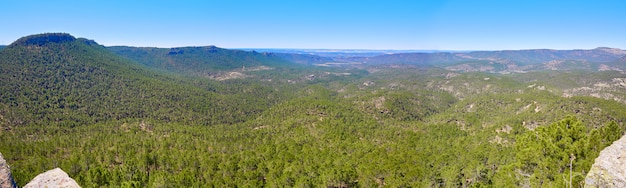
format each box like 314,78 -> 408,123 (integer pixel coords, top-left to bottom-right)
0,152 -> 17,188
24,168 -> 80,188
585,134 -> 626,187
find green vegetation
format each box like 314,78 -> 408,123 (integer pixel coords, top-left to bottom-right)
108,46 -> 295,76
1,33 -> 625,187
0,33 -> 296,127
512,117 -> 622,187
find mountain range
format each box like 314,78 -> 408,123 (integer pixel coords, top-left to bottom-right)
242,47 -> 626,69
0,33 -> 293,126
315,47 -> 626,73
1,33 -> 626,187
6,34 -> 623,74
107,45 -> 294,76
1,33 -> 625,126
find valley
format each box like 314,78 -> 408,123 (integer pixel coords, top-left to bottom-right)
1,33 -> 626,187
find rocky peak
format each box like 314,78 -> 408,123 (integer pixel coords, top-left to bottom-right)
23,168 -> 80,188
0,152 -> 17,188
585,134 -> 626,187
10,33 -> 76,47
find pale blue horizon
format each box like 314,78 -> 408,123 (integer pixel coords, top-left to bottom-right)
1,0 -> 625,50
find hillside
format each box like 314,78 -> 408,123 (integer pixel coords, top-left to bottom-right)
1,33 -> 626,187
107,46 -> 295,77
0,33 -> 291,127
3,64 -> 624,187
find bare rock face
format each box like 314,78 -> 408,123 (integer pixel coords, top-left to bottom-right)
585,134 -> 626,187
24,168 -> 80,188
0,152 -> 17,188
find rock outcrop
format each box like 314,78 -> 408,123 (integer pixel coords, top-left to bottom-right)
24,168 -> 80,188
11,33 -> 76,47
0,152 -> 17,188
585,134 -> 626,187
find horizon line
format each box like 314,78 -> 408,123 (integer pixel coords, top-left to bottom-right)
2,43 -> 620,52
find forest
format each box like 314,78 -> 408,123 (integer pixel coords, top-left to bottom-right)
1,33 -> 625,187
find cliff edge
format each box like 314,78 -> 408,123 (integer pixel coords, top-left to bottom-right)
0,152 -> 17,188
585,134 -> 626,187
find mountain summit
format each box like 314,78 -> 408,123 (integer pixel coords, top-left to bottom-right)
0,33 -> 161,126
9,33 -> 77,47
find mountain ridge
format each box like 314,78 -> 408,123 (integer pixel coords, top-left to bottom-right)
10,33 -> 620,74
9,33 -> 76,47
240,46 -> 625,73
107,45 -> 296,77
1,33 -> 626,187
0,33 -> 290,126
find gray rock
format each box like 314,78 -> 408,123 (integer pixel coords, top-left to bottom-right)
0,152 -> 17,188
24,168 -> 80,188
585,134 -> 626,187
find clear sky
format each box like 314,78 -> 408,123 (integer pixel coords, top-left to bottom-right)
1,0 -> 625,50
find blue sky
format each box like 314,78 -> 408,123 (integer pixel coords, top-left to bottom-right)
1,0 -> 625,50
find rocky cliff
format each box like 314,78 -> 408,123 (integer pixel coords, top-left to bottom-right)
585,134 -> 626,187
23,168 -> 80,188
0,152 -> 17,188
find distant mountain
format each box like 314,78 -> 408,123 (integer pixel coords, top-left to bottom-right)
108,46 -> 294,76
0,45 -> 6,50
0,33 -> 283,126
239,48 -> 454,58
466,47 -> 626,64
345,52 -> 466,66
266,52 -> 335,65
344,47 -> 626,72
